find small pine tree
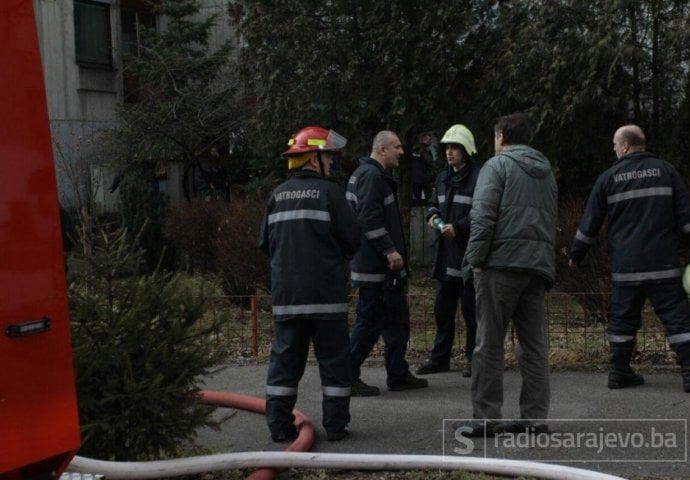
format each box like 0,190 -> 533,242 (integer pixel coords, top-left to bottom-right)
68,218 -> 225,460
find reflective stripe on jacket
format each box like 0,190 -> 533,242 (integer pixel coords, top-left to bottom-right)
259,170 -> 361,320
569,151 -> 690,285
347,157 -> 407,287
426,162 -> 481,282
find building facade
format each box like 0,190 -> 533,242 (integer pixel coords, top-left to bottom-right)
34,0 -> 234,212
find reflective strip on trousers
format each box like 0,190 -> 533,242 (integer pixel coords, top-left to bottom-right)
608,334 -> 636,343
668,333 -> 690,345
266,385 -> 298,396
611,268 -> 681,283
351,272 -> 387,282
322,385 -> 351,397
272,303 -> 349,316
384,194 -> 395,206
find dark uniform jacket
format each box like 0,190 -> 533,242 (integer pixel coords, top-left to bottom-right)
426,162 -> 481,282
259,170 -> 361,321
569,151 -> 690,285
347,157 -> 407,287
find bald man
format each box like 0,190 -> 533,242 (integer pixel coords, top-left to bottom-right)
569,124 -> 690,393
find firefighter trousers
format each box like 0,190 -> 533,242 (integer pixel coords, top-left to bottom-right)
266,318 -> 351,437
609,282 -> 690,365
430,279 -> 477,366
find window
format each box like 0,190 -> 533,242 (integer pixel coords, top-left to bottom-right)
121,7 -> 155,57
120,2 -> 156,102
74,0 -> 112,67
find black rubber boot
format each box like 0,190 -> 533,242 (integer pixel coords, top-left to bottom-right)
608,341 -> 644,389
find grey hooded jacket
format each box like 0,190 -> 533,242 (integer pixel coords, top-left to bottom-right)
465,144 -> 557,287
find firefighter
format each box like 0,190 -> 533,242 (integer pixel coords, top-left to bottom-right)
569,124 -> 690,392
259,126 -> 361,442
347,131 -> 429,395
416,124 -> 480,378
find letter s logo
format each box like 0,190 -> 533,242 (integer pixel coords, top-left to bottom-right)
454,426 -> 475,454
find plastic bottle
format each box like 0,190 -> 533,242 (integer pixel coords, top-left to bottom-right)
433,216 -> 445,231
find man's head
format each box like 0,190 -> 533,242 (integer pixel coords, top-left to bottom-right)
371,130 -> 404,169
494,113 -> 531,153
282,126 -> 347,176
613,124 -> 646,159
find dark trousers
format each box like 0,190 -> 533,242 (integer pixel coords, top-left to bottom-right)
472,269 -> 550,420
610,282 -> 690,363
266,318 -> 351,435
430,279 -> 477,366
350,286 -> 410,387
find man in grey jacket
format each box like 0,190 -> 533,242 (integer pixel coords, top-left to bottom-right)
460,113 -> 557,437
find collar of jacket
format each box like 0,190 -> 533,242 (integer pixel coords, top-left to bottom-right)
359,156 -> 386,171
444,162 -> 472,185
360,156 -> 398,192
614,150 -> 652,165
290,169 -> 323,179
360,156 -> 395,178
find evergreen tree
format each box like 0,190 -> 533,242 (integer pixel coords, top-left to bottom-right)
69,219 -> 225,460
111,0 -> 244,266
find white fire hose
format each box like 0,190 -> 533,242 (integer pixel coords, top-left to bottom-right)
69,451 -> 625,480
67,390 -> 625,480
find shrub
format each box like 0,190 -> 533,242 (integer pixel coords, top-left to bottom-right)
165,197 -> 271,296
555,197 -> 611,324
68,219 -> 225,460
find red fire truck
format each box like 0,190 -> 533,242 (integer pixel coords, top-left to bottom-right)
0,1 -> 81,478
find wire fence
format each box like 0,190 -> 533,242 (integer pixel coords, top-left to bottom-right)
204,292 -> 675,366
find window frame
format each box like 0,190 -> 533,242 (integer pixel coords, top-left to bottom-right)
73,0 -> 113,69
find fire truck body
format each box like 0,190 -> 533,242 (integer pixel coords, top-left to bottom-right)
1,1 -> 81,478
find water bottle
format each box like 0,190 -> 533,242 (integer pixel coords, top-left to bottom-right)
433,216 -> 445,231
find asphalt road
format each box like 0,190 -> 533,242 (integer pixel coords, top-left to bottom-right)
196,360 -> 690,479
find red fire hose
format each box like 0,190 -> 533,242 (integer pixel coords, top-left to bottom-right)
198,390 -> 315,480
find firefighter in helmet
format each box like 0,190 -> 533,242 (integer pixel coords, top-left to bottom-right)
416,124 -> 481,378
259,126 -> 361,442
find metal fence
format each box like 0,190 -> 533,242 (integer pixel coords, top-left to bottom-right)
204,292 -> 674,365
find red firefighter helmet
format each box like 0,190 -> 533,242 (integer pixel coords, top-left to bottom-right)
282,126 -> 347,157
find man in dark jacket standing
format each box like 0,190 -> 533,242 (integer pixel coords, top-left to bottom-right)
569,124 -> 690,393
417,124 -> 480,378
259,126 -> 361,442
347,130 -> 429,396
461,113 -> 557,436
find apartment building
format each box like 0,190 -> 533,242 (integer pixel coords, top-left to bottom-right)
33,0 -> 234,211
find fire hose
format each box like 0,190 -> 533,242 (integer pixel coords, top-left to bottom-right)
67,390 -> 625,480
